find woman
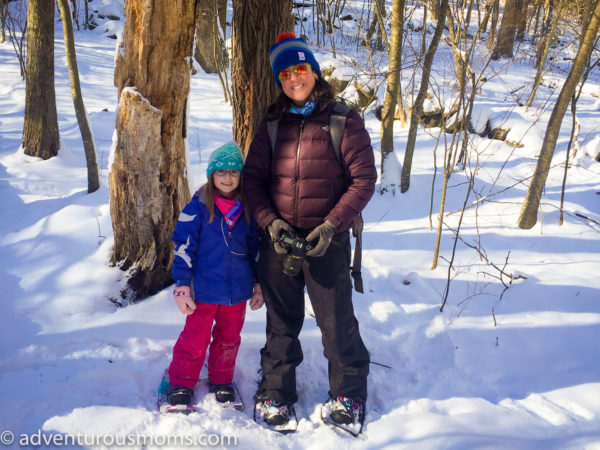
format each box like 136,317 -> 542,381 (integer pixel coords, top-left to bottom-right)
243,32 -> 376,427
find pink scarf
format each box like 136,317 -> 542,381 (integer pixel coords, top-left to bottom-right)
215,193 -> 243,229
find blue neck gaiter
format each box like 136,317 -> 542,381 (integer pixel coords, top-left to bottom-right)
289,100 -> 317,117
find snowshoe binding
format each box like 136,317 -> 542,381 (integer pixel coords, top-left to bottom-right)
157,370 -> 197,414
253,398 -> 298,433
321,396 -> 365,437
168,385 -> 194,406
157,370 -> 244,413
209,383 -> 236,404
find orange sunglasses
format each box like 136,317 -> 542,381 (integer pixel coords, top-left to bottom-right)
278,63 -> 311,82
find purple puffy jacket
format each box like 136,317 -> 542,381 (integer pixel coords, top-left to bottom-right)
243,102 -> 376,232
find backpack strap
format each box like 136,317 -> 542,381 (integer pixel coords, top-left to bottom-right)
351,213 -> 364,294
329,101 -> 351,164
267,118 -> 279,158
330,102 -> 365,294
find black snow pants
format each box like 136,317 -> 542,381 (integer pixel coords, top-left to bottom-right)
256,230 -> 369,405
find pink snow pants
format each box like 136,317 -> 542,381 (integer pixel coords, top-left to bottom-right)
168,301 -> 246,388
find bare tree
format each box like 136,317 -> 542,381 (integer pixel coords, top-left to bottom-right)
194,0 -> 228,74
518,0 -> 600,229
22,0 -> 60,160
56,0 -> 99,192
4,0 -> 27,77
400,0 -> 448,193
516,0 -> 529,41
1,0 -> 7,43
485,0 -> 500,51
231,0 -> 293,156
111,0 -> 196,300
525,2 -> 565,110
491,0 -> 521,59
380,0 -> 405,192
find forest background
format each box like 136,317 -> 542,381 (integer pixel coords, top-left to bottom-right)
1,0 -> 599,448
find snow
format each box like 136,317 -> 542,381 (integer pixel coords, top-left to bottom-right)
1,2 -> 600,449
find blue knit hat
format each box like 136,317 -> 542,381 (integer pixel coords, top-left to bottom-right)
206,141 -> 244,179
269,32 -> 322,87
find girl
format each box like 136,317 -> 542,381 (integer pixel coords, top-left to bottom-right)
243,33 -> 376,427
167,141 -> 263,406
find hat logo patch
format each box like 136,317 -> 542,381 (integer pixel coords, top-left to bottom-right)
298,51 -> 305,60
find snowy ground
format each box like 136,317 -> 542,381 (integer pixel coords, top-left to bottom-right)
1,4 -> 600,450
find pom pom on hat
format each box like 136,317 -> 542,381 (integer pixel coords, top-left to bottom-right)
269,32 -> 321,87
276,32 -> 297,43
206,141 -> 244,179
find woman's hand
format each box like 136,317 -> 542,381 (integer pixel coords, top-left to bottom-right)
173,286 -> 196,315
249,283 -> 264,310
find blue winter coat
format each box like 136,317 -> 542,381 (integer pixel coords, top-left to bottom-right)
171,186 -> 260,305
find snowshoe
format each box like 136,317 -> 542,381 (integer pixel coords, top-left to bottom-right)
320,396 -> 365,437
157,370 -> 196,414
209,383 -> 236,404
253,399 -> 298,433
168,385 -> 194,405
157,370 -> 244,413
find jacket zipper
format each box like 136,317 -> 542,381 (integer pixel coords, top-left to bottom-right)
294,119 -> 304,226
227,219 -> 233,305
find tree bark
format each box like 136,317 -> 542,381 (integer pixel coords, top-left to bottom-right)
380,0 -> 405,191
56,0 -> 99,193
111,0 -> 196,300
491,0 -> 520,59
231,0 -> 293,156
22,0 -> 60,159
400,0 -> 448,193
517,0 -> 600,229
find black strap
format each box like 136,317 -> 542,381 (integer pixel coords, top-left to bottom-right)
351,214 -> 364,293
267,119 -> 279,158
329,101 -> 351,164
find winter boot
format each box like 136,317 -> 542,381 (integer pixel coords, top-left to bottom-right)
330,396 -> 362,425
261,399 -> 290,426
209,383 -> 236,403
167,385 -> 194,406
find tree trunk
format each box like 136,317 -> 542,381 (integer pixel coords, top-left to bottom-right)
393,0 -> 407,125
84,0 -> 89,29
70,0 -> 79,30
231,0 -> 293,156
516,0 -> 528,41
581,0 -> 594,30
491,0 -> 520,59
111,0 -> 196,300
479,0 -> 492,33
400,0 -> 448,193
22,0 -> 60,160
524,4 -> 563,110
486,0 -> 500,50
517,0 -> 600,230
380,0 -> 405,191
56,0 -> 99,193
1,0 -> 7,43
194,0 -> 228,74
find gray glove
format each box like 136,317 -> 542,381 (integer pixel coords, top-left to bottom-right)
268,219 -> 294,255
305,220 -> 335,257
